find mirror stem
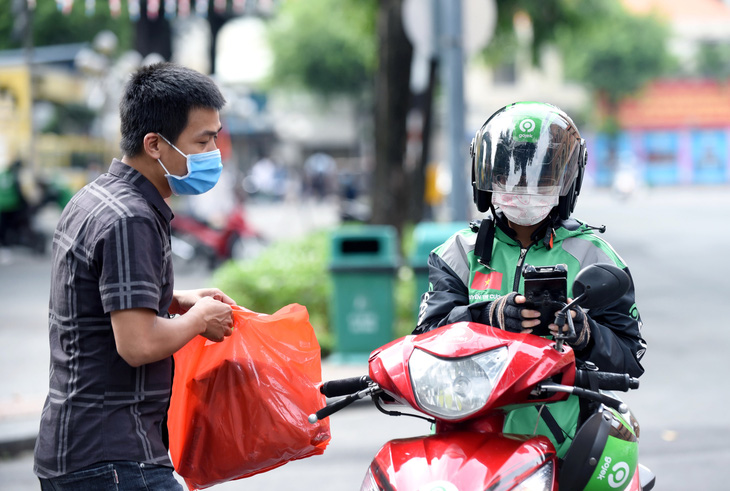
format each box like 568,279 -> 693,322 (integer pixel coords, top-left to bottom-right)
553,292 -> 587,351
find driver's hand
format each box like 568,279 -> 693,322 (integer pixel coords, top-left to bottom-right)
548,299 -> 591,350
488,292 -> 541,333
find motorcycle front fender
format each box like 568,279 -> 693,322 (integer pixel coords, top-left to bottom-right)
363,431 -> 557,491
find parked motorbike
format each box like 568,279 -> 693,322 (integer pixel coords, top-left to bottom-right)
311,263 -> 656,490
0,173 -> 72,255
170,203 -> 266,269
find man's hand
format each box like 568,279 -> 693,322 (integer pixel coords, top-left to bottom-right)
487,292 -> 541,333
110,289 -> 236,367
169,288 -> 236,315
186,296 -> 234,342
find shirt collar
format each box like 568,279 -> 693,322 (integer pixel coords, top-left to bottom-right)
108,159 -> 173,223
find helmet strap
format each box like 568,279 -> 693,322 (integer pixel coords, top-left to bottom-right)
471,215 -> 496,267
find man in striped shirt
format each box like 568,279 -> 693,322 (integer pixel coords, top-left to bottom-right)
34,63 -> 236,490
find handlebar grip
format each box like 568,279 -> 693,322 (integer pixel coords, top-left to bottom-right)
320,376 -> 371,397
575,370 -> 640,391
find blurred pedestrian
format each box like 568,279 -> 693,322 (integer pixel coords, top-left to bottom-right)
34,62 -> 237,490
303,152 -> 336,200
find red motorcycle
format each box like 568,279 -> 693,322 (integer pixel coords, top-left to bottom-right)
170,203 -> 266,269
311,264 -> 656,490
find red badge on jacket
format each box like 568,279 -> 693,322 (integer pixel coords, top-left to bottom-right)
471,271 -> 503,290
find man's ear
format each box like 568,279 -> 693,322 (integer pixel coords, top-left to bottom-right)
143,133 -> 163,159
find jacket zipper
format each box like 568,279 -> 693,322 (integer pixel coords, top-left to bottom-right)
513,247 -> 530,291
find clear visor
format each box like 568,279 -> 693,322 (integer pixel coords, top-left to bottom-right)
474,109 -> 581,196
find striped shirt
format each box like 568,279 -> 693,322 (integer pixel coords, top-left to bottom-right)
34,159 -> 175,478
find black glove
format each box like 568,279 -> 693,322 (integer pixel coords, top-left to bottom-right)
486,292 -> 526,333
559,306 -> 591,351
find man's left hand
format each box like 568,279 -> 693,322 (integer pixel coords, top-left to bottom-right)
170,288 -> 236,315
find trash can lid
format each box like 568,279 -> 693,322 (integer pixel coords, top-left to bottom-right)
330,225 -> 398,269
411,221 -> 466,263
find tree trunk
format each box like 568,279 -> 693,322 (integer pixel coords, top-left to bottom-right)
406,58 -> 437,223
370,0 -> 413,235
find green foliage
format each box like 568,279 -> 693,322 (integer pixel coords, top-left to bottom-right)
483,0 -> 672,111
213,230 -> 334,351
395,266 -> 417,339
266,0 -> 377,96
0,0 -> 133,50
212,227 -> 421,357
555,5 -> 673,105
484,0 -> 617,66
696,43 -> 730,80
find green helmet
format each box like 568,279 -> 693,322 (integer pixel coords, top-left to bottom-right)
559,406 -> 640,490
470,101 -> 587,219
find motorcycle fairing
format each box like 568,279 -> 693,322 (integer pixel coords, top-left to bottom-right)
369,322 -> 576,420
367,432 -> 556,491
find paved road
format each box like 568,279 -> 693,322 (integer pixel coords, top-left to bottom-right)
2,189 -> 730,489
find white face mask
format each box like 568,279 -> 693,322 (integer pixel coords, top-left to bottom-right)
492,192 -> 559,226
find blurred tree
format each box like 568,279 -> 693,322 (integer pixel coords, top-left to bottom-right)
267,0 -> 376,95
371,0 -> 412,233
696,42 -> 730,80
556,3 -> 672,169
558,4 -> 672,119
0,0 -> 133,50
268,0 -> 631,232
485,0 -> 616,67
266,0 -> 672,232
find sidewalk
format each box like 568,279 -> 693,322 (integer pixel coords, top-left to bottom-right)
0,359 -> 368,457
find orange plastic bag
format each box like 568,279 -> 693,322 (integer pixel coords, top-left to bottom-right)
168,304 -> 331,490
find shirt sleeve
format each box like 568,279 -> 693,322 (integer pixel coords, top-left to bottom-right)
413,252 -> 490,334
97,216 -> 165,314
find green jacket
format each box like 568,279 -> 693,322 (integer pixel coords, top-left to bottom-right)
414,213 -> 646,456
414,213 -> 646,378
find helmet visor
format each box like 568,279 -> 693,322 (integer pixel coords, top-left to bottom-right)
474,104 -> 581,196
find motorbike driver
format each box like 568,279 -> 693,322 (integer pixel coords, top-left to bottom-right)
414,101 -> 647,458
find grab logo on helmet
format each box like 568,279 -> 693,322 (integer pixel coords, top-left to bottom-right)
514,117 -> 541,142
519,119 -> 535,133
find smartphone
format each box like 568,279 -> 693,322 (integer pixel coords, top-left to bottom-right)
522,264 -> 568,336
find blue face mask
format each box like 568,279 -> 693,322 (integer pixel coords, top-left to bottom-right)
157,133 -> 223,195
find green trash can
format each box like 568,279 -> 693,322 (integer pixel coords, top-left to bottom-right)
329,225 -> 398,361
411,221 -> 466,316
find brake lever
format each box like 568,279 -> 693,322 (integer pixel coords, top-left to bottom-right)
552,299 -> 578,351
537,381 -> 628,414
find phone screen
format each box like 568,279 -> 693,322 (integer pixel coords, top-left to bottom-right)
522,266 -> 567,336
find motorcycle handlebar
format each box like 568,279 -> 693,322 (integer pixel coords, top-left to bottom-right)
319,376 -> 372,398
575,370 -> 640,392
309,386 -> 375,423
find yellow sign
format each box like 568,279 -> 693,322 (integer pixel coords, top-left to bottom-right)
0,66 -> 32,165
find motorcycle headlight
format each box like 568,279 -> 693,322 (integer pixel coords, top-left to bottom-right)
510,461 -> 554,491
409,347 -> 508,420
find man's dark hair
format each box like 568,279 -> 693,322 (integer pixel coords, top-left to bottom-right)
119,62 -> 226,157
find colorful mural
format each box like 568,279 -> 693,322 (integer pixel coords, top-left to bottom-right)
588,80 -> 730,186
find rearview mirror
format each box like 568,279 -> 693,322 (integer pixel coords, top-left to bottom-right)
572,264 -> 630,310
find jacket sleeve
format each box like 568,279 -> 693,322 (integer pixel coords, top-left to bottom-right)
575,265 -> 646,378
413,252 -> 490,335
